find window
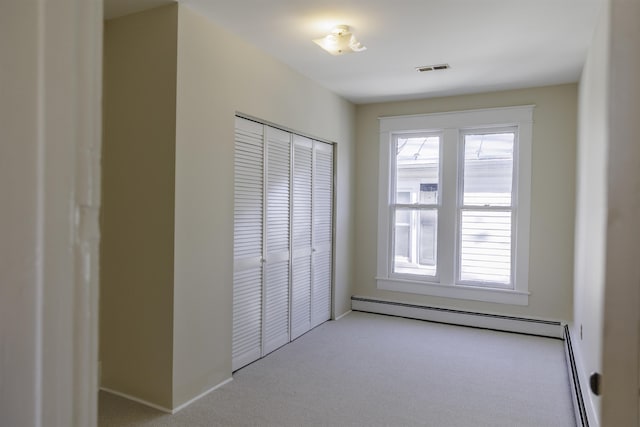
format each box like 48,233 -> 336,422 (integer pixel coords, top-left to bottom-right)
377,106 -> 533,305
459,129 -> 514,287
392,133 -> 440,277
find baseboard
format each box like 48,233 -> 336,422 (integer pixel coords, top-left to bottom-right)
564,325 -> 589,426
99,387 -> 172,414
351,295 -> 564,338
334,310 -> 352,321
100,377 -> 233,414
564,326 -> 599,427
172,377 -> 233,413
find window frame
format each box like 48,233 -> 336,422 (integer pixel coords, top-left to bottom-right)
376,106 -> 533,306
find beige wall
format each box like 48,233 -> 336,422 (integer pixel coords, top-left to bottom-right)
100,4 -> 178,408
573,5 -> 609,422
354,84 -> 577,320
172,5 -> 356,407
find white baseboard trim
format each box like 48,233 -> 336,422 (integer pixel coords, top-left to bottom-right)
351,295 -> 564,339
172,377 -> 233,413
100,377 -> 234,415
564,325 -> 599,427
99,387 -> 172,414
334,310 -> 352,321
564,326 -> 590,426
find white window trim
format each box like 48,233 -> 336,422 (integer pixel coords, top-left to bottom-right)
377,106 -> 534,306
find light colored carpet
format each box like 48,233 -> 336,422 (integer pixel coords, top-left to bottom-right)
99,311 -> 576,426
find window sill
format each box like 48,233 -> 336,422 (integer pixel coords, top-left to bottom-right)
376,277 -> 529,306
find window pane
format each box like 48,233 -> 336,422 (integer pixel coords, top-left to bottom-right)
463,133 -> 514,207
459,210 -> 511,286
394,224 -> 410,260
396,191 -> 411,204
418,210 -> 437,266
396,136 -> 440,204
393,208 -> 437,276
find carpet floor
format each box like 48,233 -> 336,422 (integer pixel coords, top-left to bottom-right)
99,311 -> 576,426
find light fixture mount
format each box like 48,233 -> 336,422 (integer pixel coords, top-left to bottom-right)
313,25 -> 366,56
331,25 -> 350,35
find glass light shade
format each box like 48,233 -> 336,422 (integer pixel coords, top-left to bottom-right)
313,25 -> 366,55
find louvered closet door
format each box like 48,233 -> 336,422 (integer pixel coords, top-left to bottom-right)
232,117 -> 264,371
291,135 -> 313,340
262,126 -> 291,355
311,141 -> 334,328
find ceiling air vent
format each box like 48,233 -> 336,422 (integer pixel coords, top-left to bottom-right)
416,64 -> 450,72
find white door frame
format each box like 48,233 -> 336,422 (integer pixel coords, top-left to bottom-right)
0,1 -> 103,426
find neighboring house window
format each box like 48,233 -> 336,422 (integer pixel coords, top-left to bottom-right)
377,106 -> 533,305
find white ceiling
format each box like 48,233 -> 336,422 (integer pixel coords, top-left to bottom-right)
105,0 -> 603,104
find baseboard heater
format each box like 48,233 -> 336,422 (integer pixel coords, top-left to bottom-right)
563,325 -> 590,426
351,296 -> 564,339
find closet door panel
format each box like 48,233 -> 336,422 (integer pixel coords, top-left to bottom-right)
291,255 -> 312,339
311,251 -> 332,327
232,117 -> 264,371
312,142 -> 333,328
291,135 -> 313,339
263,259 -> 289,353
232,267 -> 262,371
263,126 -> 291,355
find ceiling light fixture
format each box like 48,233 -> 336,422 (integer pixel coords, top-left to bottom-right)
313,25 -> 366,56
